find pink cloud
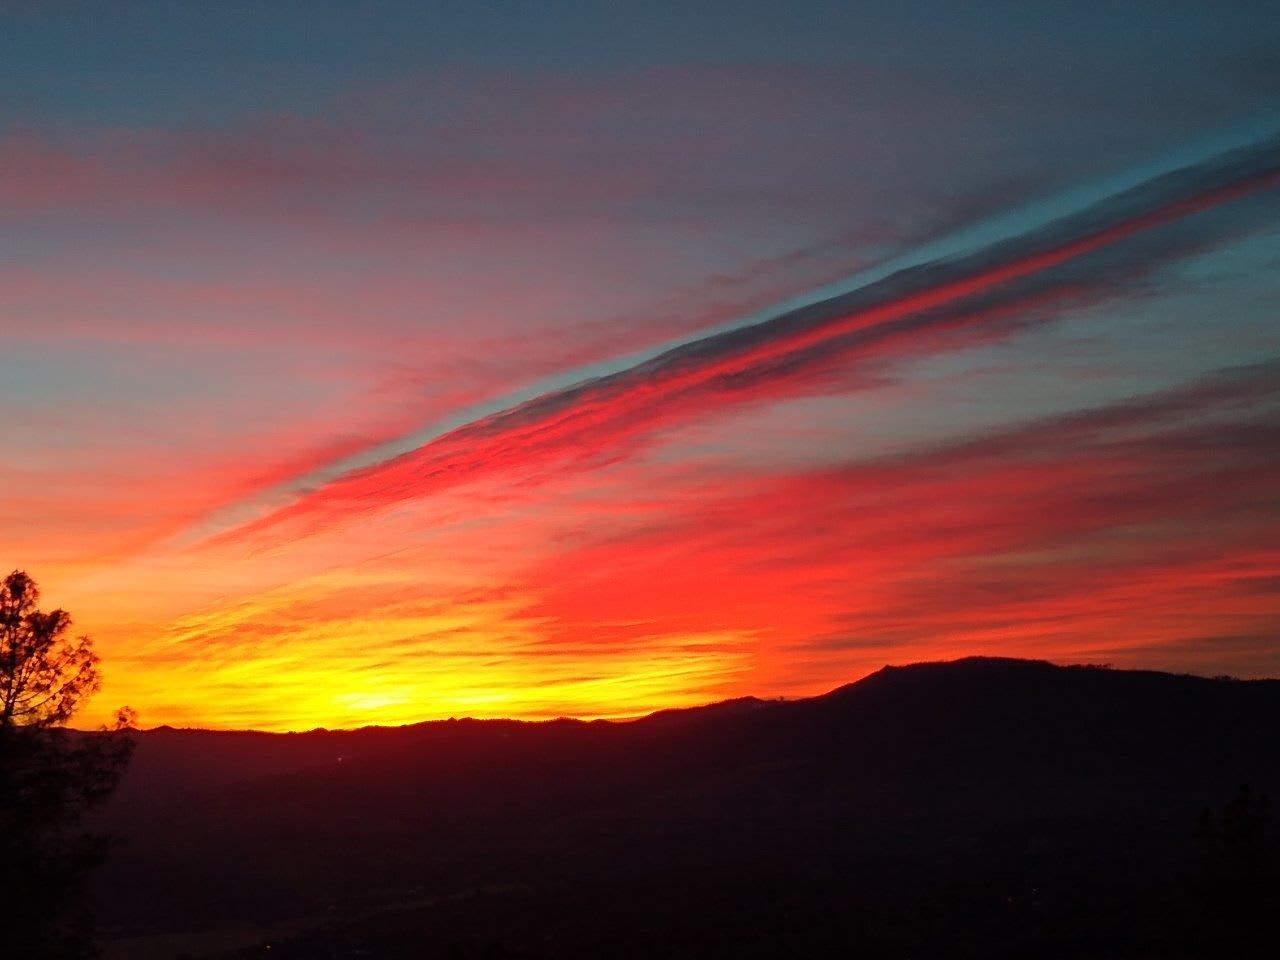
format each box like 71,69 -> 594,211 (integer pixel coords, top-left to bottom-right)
197,136 -> 1280,547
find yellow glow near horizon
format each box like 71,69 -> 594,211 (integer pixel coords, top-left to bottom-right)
74,561 -> 754,730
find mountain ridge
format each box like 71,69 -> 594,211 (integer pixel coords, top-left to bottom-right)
91,655 -> 1280,958
113,654 -> 1279,737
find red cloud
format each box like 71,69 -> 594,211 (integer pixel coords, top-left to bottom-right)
511,362 -> 1280,689
204,135 -> 1280,547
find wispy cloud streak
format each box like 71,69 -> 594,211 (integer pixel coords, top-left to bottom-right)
512,359 -> 1280,676
203,135 -> 1280,546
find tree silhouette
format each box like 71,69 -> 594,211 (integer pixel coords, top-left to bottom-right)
2,570 -> 101,727
0,570 -> 135,959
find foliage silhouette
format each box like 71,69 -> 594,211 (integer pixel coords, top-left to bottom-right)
0,570 -> 134,959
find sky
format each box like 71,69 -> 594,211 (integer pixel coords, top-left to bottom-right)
3,2 -> 1279,730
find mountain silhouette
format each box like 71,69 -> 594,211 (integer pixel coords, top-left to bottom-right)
92,658 -> 1279,958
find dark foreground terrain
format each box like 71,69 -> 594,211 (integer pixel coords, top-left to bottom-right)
92,658 -> 1279,958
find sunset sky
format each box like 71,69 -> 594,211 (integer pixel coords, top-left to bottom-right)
4,2 -> 1279,730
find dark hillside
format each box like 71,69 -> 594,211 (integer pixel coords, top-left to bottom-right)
93,658 -> 1280,958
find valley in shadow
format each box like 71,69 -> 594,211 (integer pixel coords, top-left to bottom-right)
91,658 -> 1279,958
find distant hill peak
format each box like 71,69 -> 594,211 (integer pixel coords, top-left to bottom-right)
116,657 -> 1272,737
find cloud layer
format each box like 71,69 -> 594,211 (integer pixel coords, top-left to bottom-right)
207,134 -> 1280,547
6,7 -> 1279,728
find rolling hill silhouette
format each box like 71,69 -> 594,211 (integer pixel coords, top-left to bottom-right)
93,658 -> 1279,958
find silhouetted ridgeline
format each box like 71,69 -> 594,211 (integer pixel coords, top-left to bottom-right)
92,658 -> 1280,958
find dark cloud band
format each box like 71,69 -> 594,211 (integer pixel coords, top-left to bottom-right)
209,133 -> 1280,546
